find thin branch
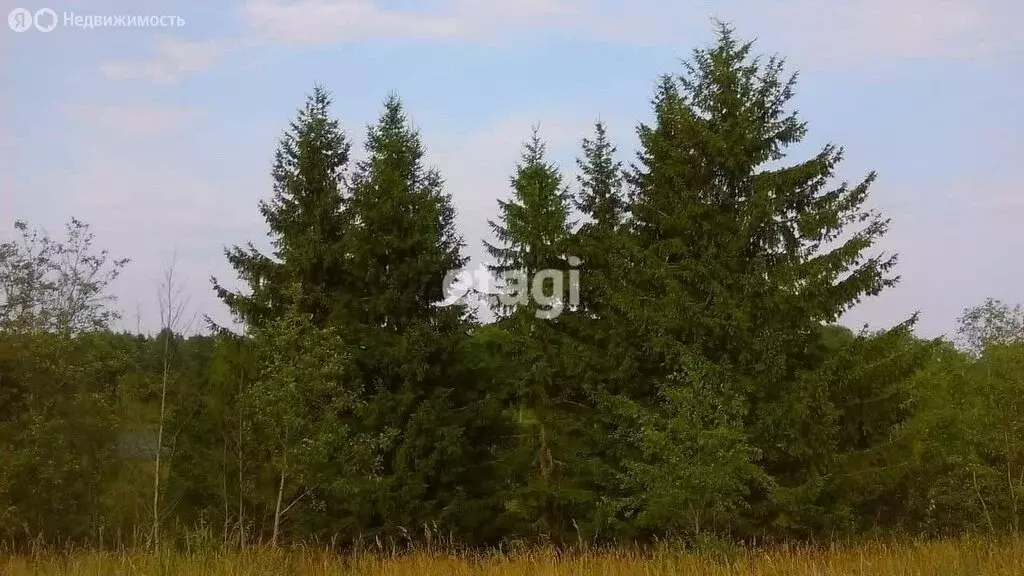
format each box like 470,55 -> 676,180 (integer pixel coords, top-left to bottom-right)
279,488 -> 312,517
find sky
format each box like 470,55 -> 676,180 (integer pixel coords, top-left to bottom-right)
2,0 -> 1022,338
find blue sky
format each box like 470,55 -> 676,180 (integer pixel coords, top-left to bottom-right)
2,0 -> 1022,337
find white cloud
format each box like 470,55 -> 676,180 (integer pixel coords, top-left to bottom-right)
245,0 -> 458,43
100,37 -> 225,84
577,0 -> 1015,64
760,0 -> 1002,64
244,0 -> 581,44
242,0 -> 1018,65
66,104 -> 203,138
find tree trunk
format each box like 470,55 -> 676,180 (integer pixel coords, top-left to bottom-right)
272,469 -> 285,547
152,328 -> 170,549
222,434 -> 230,544
238,374 -> 245,550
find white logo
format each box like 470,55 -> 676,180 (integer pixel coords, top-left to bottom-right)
8,8 -> 32,32
439,259 -> 582,319
8,7 -> 59,32
34,8 -> 57,32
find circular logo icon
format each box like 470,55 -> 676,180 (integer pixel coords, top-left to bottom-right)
8,7 -> 32,32
34,8 -> 57,32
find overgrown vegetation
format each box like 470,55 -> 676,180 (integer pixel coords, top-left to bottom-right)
3,537 -> 1024,575
1,27 -> 1022,555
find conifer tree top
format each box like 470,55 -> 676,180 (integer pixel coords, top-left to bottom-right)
214,86 -> 351,331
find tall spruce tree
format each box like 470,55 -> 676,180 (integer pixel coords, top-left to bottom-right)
556,121 -> 639,539
607,24 -> 904,538
483,129 -> 599,541
575,121 -> 625,233
344,95 -> 466,330
212,86 -> 366,543
568,120 -> 627,319
484,128 -> 574,318
213,86 -> 351,330
339,94 -> 507,542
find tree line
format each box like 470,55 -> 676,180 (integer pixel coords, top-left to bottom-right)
2,27 -> 1022,550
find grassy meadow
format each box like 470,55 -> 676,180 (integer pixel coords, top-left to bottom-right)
3,537 -> 1023,575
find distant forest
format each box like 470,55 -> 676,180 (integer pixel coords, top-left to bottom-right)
2,27 -> 1022,550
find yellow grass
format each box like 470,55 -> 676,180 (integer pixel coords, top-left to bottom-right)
3,537 -> 1022,575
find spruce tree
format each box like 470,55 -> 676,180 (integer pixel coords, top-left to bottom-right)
575,121 -> 625,233
344,95 -> 466,330
213,85 -> 351,330
556,122 -> 638,539
339,94 -> 507,542
484,128 -> 574,318
212,86 -> 366,542
482,129 -> 600,541
608,24 -> 904,537
567,120 -> 628,319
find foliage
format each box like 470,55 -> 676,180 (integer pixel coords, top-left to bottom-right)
246,290 -> 365,543
214,85 -> 352,331
957,298 -> 1024,355
484,128 -> 574,318
1,25 -> 1023,552
0,218 -> 128,335
337,95 -> 508,543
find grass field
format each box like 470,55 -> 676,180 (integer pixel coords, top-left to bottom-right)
2,537 -> 1022,575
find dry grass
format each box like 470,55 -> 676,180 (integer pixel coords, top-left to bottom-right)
2,537 -> 1022,575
